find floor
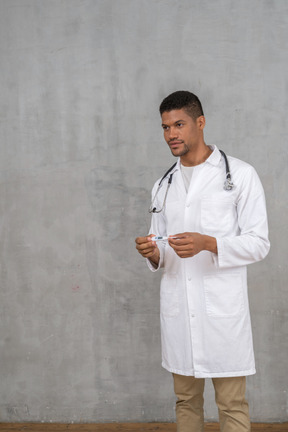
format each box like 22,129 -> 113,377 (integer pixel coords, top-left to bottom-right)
0,423 -> 287,432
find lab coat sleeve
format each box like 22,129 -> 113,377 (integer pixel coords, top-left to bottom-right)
215,166 -> 270,269
146,182 -> 167,272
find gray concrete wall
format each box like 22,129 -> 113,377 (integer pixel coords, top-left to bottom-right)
0,0 -> 287,423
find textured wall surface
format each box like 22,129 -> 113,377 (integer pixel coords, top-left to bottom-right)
0,0 -> 287,423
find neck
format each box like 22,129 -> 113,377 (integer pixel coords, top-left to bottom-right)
180,144 -> 212,167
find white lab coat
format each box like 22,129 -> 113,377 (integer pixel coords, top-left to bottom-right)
147,145 -> 270,378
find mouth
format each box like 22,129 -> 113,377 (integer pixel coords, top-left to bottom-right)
169,141 -> 183,148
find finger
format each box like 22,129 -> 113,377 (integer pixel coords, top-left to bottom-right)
136,238 -> 157,250
173,244 -> 194,253
169,246 -> 191,258
136,234 -> 156,246
170,232 -> 189,239
138,246 -> 156,256
135,236 -> 149,245
177,252 -> 194,258
142,251 -> 157,258
137,247 -> 158,258
169,232 -> 191,241
169,237 -> 191,246
136,242 -> 155,252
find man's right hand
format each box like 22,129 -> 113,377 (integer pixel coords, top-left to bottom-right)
135,235 -> 160,266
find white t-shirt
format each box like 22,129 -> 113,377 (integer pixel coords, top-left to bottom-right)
180,164 -> 194,192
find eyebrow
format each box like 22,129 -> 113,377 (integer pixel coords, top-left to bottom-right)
162,119 -> 187,127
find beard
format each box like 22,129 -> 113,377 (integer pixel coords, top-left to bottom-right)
170,143 -> 189,157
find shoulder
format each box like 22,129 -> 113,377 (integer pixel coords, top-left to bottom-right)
226,155 -> 259,178
226,155 -> 264,196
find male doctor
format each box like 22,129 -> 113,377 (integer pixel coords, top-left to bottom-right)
135,91 -> 270,432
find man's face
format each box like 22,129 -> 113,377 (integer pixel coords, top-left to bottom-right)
161,109 -> 205,161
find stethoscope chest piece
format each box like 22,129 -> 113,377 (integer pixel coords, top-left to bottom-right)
223,178 -> 234,191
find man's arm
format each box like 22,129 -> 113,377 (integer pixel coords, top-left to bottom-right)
135,235 -> 160,267
169,167 -> 270,267
215,167 -> 270,268
168,233 -> 217,258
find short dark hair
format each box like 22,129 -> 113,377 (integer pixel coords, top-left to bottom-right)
159,90 -> 204,120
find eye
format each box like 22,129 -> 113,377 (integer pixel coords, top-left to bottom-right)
162,126 -> 169,131
176,123 -> 183,127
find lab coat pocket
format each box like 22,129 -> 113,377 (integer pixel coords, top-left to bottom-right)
204,273 -> 244,317
160,273 -> 179,318
201,198 -> 235,236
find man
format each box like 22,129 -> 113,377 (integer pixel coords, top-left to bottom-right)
135,91 -> 270,432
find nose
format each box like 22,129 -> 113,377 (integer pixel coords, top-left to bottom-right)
168,126 -> 178,140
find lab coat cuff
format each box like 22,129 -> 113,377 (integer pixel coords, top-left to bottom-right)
212,238 -> 222,268
146,246 -> 164,272
146,258 -> 160,272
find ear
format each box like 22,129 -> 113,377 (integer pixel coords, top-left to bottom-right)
197,115 -> 206,130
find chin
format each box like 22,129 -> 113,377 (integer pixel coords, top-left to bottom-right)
170,150 -> 180,157
171,149 -> 188,157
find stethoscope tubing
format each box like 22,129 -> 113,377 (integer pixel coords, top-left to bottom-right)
149,149 -> 234,213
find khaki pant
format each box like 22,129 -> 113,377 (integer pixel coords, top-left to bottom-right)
173,373 -> 250,432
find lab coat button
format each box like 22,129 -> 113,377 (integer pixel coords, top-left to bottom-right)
188,277 -> 192,281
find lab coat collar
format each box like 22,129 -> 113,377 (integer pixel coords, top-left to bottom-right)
206,144 -> 222,166
174,144 -> 222,170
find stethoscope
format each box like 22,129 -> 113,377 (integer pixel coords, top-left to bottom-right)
149,150 -> 234,213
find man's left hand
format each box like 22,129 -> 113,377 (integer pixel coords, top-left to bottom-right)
168,232 -> 217,258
